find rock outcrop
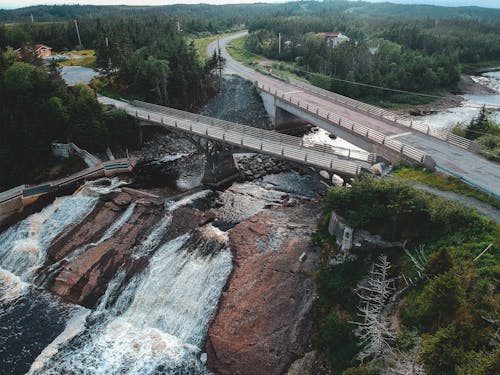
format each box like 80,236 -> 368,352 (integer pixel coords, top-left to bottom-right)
40,190 -> 214,308
206,203 -> 321,375
236,154 -> 297,182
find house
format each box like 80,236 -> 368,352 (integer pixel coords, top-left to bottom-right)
34,44 -> 52,59
319,32 -> 350,48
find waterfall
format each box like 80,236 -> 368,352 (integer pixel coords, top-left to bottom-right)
30,227 -> 233,374
0,178 -> 125,284
0,195 -> 98,282
19,187 -> 233,374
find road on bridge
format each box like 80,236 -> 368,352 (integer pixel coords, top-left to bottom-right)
98,96 -> 369,178
209,32 -> 500,197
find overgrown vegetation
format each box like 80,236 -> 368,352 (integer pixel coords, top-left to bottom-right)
452,106 -> 500,160
227,36 -> 260,66
0,48 -> 139,189
57,49 -> 96,68
314,178 -> 499,374
393,167 -> 500,209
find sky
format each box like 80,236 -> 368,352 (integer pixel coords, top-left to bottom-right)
0,0 -> 499,10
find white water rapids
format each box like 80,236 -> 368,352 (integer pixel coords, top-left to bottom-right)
0,182 -> 234,374
0,179 -> 125,297
30,228 -> 232,374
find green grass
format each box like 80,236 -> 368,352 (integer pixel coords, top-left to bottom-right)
394,167 -> 500,209
91,77 -> 128,100
226,36 -> 261,66
461,60 -> 500,74
191,32 -> 239,60
58,49 -> 96,68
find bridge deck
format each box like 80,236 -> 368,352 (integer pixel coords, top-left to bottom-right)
210,32 -> 500,198
98,97 -> 368,177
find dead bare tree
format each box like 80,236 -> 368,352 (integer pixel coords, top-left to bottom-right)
353,255 -> 396,362
384,339 -> 426,375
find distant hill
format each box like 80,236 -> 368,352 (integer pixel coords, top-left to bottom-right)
347,2 -> 500,20
1,1 -> 500,24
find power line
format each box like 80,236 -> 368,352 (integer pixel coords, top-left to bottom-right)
276,63 -> 472,100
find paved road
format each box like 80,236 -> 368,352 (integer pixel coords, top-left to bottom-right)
209,32 -> 500,197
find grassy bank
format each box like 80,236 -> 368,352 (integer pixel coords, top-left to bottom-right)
313,178 -> 499,374
57,49 -> 96,68
192,32 -> 238,60
461,60 -> 500,74
226,35 -> 261,66
394,167 -> 500,209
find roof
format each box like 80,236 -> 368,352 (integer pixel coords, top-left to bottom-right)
323,32 -> 341,38
34,44 -> 52,51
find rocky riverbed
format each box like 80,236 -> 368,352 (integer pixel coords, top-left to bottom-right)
206,203 -> 322,375
0,75 -> 332,374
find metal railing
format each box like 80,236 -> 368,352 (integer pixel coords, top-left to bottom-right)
130,100 -> 364,177
282,77 -> 478,152
0,159 -> 133,204
132,100 -> 374,164
257,83 -> 434,168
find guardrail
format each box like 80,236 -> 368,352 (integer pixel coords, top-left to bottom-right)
282,77 -> 478,152
132,100 -> 375,165
436,164 -> 500,200
130,100 -> 363,177
257,83 -> 435,169
0,184 -> 26,204
0,159 -> 134,205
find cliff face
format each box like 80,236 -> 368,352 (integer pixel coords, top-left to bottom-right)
206,203 -> 321,375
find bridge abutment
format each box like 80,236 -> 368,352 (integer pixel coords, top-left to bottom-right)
258,88 -> 308,130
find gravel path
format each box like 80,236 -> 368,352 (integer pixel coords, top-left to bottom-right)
411,182 -> 500,224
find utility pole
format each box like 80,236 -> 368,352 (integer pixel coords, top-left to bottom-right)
278,32 -> 281,55
74,19 -> 82,48
30,13 -> 34,23
177,20 -> 181,33
217,36 -> 223,90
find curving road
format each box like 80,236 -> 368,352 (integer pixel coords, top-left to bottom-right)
209,32 -> 500,197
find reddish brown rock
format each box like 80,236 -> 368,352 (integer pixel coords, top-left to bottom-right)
206,203 -> 321,375
41,191 -> 216,308
47,197 -> 163,307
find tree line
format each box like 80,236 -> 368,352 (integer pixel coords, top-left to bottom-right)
0,49 -> 137,189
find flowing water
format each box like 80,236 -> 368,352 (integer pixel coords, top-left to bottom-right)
413,71 -> 500,130
0,179 -> 126,374
0,74 -> 328,373
29,229 -> 232,374
0,178 -> 236,374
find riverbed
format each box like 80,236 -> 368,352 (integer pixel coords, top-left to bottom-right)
0,75 -> 326,374
411,71 -> 500,131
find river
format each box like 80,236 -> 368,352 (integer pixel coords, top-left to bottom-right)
0,70 -> 326,374
411,71 -> 500,130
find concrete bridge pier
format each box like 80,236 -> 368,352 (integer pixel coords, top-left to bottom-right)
202,151 -> 240,189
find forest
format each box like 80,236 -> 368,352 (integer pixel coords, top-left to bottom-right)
0,3 -> 499,372
0,12 -> 228,189
244,12 -> 500,103
0,48 -> 139,189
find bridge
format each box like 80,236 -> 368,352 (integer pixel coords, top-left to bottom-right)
98,96 -> 379,181
0,159 -> 135,229
209,32 -> 500,198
